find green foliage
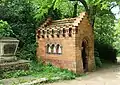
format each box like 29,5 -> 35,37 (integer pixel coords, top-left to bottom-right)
95,57 -> 102,68
33,0 -> 84,21
94,9 -> 118,63
29,62 -> 76,80
2,70 -> 30,79
0,0 -> 37,60
113,20 -> 120,53
94,48 -> 102,68
0,20 -> 12,38
0,62 -> 77,81
95,40 -> 117,63
0,69 -> 3,80
94,12 -> 115,45
17,43 -> 37,60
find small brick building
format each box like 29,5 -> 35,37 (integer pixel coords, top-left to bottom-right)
36,12 -> 95,73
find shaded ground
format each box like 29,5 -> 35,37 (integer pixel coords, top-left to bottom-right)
45,58 -> 120,85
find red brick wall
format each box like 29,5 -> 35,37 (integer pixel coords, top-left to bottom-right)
36,36 -> 77,72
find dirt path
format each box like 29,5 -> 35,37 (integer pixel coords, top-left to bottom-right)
46,63 -> 120,85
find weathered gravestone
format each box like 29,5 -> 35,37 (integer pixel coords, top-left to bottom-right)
0,37 -> 30,71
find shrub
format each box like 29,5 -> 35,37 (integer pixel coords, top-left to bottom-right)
17,43 -> 37,61
95,57 -> 102,68
0,69 -> 3,80
0,61 -> 77,81
0,20 -> 13,38
95,41 -> 117,63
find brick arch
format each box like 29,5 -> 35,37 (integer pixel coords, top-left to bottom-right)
80,36 -> 92,72
46,44 -> 51,54
82,36 -> 93,48
56,44 -> 62,54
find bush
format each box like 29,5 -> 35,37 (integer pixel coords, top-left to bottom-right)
95,57 -> 102,68
17,43 -> 37,61
94,48 -> 102,67
95,41 -> 117,63
0,20 -> 13,38
0,69 -> 3,80
0,61 -> 77,81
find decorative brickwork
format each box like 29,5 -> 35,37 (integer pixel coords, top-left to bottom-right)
36,12 -> 95,74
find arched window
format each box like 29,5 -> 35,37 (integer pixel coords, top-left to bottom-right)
69,28 -> 72,37
56,44 -> 62,54
47,44 -> 51,54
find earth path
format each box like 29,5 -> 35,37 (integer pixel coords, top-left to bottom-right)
45,63 -> 120,85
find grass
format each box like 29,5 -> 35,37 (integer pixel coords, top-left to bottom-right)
0,81 -> 3,85
30,62 -> 77,80
0,61 -> 77,82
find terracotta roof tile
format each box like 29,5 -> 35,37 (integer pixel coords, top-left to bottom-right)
38,12 -> 87,30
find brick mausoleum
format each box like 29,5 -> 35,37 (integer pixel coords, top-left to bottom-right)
36,12 -> 95,73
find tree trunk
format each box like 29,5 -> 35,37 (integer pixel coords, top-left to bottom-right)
70,0 -> 96,28
73,2 -> 78,17
79,0 -> 89,14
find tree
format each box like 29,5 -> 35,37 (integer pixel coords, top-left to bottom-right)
33,0 -> 75,21
113,19 -> 120,52
0,0 -> 37,60
70,0 -> 120,28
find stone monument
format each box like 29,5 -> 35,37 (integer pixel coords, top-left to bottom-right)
0,37 -> 19,63
0,37 -> 30,71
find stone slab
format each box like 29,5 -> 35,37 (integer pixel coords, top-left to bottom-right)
0,60 -> 30,71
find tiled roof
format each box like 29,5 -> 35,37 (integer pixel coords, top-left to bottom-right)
36,12 -> 88,38
38,12 -> 87,30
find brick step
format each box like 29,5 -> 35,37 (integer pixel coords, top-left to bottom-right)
0,60 -> 30,72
